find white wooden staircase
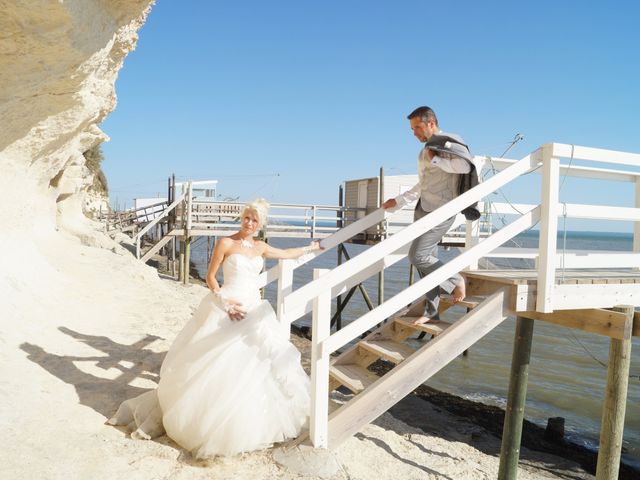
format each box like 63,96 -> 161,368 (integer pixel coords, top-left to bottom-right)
327,294 -> 486,395
324,289 -> 508,446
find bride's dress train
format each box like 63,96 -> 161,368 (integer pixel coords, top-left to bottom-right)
108,254 -> 310,458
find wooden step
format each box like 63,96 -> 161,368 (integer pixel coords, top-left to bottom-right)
329,363 -> 380,394
439,294 -> 485,310
393,317 -> 452,336
358,340 -> 416,365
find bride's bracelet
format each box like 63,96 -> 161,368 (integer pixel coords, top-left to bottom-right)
213,290 -> 233,313
302,244 -> 318,254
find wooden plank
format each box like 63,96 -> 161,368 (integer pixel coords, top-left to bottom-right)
358,340 -> 416,364
327,289 -> 509,448
519,309 -> 630,340
393,317 -> 451,336
465,269 -> 640,285
439,294 -> 484,310
140,235 -> 173,264
464,271 -> 534,286
329,364 -> 380,394
552,284 -> 640,311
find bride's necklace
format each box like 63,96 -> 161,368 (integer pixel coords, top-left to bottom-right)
239,238 -> 254,248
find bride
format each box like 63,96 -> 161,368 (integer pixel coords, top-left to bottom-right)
108,198 -> 321,458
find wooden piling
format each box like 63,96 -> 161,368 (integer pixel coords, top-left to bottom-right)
498,316 -> 535,480
336,244 -> 344,330
178,239 -> 185,283
336,186 -> 344,331
378,166 -> 385,306
182,182 -> 193,285
595,305 -> 633,480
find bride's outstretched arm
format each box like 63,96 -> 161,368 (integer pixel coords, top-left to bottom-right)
260,240 -> 323,260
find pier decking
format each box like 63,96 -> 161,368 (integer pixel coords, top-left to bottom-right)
466,269 -> 640,319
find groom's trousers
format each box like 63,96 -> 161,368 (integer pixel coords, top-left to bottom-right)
408,204 -> 462,319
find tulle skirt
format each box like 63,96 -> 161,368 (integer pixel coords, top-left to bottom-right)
109,293 -> 310,458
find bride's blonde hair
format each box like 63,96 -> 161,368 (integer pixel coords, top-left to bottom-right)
242,198 -> 270,227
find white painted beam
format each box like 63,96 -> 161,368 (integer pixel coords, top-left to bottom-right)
561,204 -> 640,222
310,269 -> 331,448
552,284 -> 640,310
482,157 -> 640,182
537,152 -> 560,313
551,143 -> 640,168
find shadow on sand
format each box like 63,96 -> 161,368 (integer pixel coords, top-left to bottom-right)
20,326 -> 165,418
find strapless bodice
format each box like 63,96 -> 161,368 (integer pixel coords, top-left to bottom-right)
219,253 -> 264,307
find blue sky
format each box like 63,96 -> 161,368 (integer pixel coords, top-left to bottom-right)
101,0 -> 640,231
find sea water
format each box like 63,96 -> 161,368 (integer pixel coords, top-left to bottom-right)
189,230 -> 640,465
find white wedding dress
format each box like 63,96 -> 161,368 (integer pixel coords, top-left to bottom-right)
108,253 -> 310,458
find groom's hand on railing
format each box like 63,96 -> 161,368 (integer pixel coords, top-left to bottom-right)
382,199 -> 397,210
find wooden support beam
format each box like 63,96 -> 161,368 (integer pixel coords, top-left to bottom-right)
595,305 -> 634,480
498,317 -> 535,480
519,308 -> 630,340
140,235 -> 173,264
632,311 -> 640,337
182,234 -> 191,285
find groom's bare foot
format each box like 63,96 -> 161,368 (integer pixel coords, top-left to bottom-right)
412,316 -> 433,326
451,279 -> 466,302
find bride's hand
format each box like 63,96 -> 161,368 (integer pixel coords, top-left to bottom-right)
226,300 -> 246,321
307,240 -> 323,252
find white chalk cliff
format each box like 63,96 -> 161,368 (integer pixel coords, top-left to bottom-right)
0,0 -> 156,310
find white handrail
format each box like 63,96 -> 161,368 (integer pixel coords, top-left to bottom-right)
321,206 -> 540,355
551,142 -> 640,167
283,151 -> 540,317
256,207 -> 388,289
135,190 -> 187,259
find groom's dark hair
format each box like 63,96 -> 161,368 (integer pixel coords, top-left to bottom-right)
407,106 -> 438,126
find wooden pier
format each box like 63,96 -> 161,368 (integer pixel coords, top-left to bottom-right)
106,142 -> 640,479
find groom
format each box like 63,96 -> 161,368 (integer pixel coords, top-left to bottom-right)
383,106 -> 476,324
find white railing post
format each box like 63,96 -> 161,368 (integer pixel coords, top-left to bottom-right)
276,259 -> 295,337
186,181 -> 193,230
634,177 -> 640,270
310,268 -> 331,449
311,205 -> 317,238
536,145 -> 560,312
465,218 -> 481,270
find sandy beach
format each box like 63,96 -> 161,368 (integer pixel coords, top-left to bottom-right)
0,227 -> 601,479
1,2 -> 636,477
